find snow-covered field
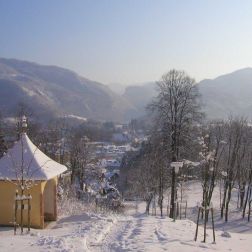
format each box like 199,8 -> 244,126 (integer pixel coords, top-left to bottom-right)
0,182 -> 252,251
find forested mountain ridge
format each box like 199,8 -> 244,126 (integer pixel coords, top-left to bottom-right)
0,58 -> 137,122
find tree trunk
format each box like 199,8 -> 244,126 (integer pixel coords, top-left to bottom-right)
221,181 -> 228,218
225,182 -> 232,222
201,188 -> 206,219
203,203 -> 207,242
159,197 -> 163,217
248,200 -> 252,222
159,171 -> 164,217
240,182 -> 246,208
80,169 -> 84,191
243,185 -> 249,218
145,194 -> 153,215
169,167 -> 175,218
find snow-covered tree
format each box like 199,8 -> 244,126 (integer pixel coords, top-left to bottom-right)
69,134 -> 91,191
199,121 -> 225,214
148,69 -> 202,218
221,118 -> 248,221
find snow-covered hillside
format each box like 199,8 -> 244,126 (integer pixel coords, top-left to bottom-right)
0,182 -> 252,252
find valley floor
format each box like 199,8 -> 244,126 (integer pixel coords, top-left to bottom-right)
0,182 -> 252,251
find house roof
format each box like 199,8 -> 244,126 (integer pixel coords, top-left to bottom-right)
0,133 -> 67,181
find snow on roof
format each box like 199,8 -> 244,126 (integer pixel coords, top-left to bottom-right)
0,133 -> 67,181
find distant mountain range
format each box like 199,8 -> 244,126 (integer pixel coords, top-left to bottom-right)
123,82 -> 156,116
198,68 -> 252,119
123,68 -> 252,120
0,58 -> 137,122
1,57 -> 252,122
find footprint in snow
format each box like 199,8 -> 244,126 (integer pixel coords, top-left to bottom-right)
154,228 -> 168,241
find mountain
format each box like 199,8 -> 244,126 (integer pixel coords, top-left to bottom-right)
122,68 -> 252,120
0,58 -> 137,122
107,83 -> 126,95
197,68 -> 252,119
1,58 -> 251,122
123,82 -> 156,116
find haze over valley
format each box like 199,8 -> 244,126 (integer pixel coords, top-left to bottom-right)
1,57 -> 252,122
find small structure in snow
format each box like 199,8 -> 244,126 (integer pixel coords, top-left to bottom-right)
0,117 -> 67,229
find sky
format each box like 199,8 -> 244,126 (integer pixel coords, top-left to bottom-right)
1,0 -> 252,85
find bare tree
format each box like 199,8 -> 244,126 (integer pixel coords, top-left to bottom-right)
69,134 -> 91,191
242,152 -> 252,218
120,136 -> 168,216
129,141 -> 159,214
199,121 -> 225,217
148,69 -> 202,218
220,118 -> 247,221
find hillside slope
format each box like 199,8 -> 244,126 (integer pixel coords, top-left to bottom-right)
123,82 -> 156,117
197,68 -> 252,119
123,68 -> 252,120
0,58 -> 136,122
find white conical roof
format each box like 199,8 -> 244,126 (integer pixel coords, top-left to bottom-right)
0,133 -> 67,181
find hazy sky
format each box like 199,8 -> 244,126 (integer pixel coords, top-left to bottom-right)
1,0 -> 252,85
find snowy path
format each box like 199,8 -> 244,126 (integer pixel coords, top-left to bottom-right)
96,214 -> 184,252
93,206 -> 200,252
92,201 -> 252,252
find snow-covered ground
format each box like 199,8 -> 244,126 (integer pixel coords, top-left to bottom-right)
1,182 -> 252,251
96,203 -> 252,252
0,212 -> 118,252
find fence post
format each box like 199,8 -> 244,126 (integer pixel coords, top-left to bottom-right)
185,201 -> 187,218
28,194 -> 31,232
194,206 -> 201,241
211,207 -> 216,243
